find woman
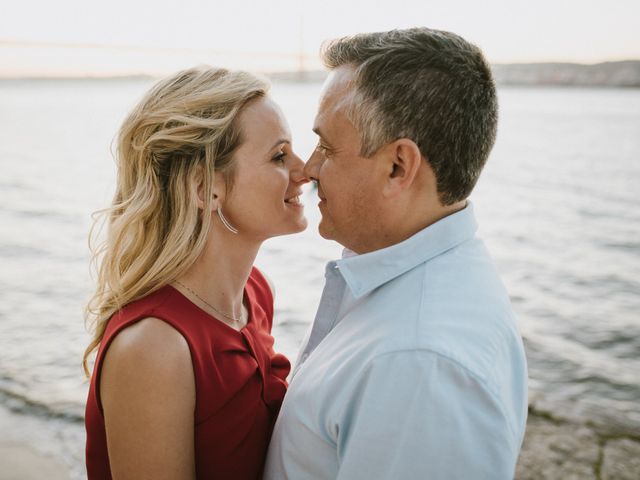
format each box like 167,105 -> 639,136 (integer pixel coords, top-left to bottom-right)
83,66 -> 308,479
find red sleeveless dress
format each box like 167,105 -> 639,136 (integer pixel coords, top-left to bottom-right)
85,267 -> 291,479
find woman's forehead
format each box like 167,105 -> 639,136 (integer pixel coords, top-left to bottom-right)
237,97 -> 291,151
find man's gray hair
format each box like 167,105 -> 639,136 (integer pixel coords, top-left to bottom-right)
321,27 -> 498,205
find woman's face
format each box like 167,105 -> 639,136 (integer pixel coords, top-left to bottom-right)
220,96 -> 308,240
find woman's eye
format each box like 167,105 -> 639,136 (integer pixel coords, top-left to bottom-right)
273,152 -> 286,163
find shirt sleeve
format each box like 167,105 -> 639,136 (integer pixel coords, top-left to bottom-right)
335,349 -> 519,480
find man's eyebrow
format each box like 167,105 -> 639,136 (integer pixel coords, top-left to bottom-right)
312,127 -> 326,139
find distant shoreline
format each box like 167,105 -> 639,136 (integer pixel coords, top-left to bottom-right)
492,60 -> 640,88
1,60 -> 639,88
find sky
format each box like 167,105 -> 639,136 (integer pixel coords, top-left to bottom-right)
1,0 -> 639,77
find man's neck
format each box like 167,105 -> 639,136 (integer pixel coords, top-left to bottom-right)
347,200 -> 467,255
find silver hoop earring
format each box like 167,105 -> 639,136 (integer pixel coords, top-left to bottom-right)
217,207 -> 239,234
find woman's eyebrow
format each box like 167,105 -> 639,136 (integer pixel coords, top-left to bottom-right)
270,139 -> 290,150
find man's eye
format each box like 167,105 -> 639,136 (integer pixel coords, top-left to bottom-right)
316,143 -> 331,155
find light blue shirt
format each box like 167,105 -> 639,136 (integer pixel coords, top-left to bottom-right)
264,203 -> 528,480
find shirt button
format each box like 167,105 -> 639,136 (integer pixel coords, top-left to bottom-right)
301,353 -> 309,362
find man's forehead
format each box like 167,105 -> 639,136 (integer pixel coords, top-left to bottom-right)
316,66 -> 357,127
322,66 -> 355,96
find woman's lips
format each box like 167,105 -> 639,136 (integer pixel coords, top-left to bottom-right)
285,195 -> 301,206
285,191 -> 304,208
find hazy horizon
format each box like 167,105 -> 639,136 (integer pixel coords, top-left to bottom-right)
1,58 -> 638,82
2,0 -> 639,78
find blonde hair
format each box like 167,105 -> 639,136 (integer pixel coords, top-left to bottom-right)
83,66 -> 269,376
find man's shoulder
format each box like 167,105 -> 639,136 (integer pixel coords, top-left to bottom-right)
338,234 -> 526,386
369,314 -> 524,386
371,238 -> 525,390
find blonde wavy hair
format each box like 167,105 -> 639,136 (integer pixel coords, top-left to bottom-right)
83,66 -> 269,376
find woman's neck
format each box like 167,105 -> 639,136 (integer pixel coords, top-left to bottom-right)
176,228 -> 262,317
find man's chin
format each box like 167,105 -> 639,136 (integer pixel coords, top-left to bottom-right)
317,220 -> 335,241
318,227 -> 332,240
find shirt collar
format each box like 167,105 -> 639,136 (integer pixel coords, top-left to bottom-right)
334,202 -> 478,298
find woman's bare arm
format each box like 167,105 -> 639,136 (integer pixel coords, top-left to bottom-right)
100,317 -> 196,480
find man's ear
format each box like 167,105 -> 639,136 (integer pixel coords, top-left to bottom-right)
382,139 -> 424,198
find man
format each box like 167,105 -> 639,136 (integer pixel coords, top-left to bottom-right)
265,28 -> 528,479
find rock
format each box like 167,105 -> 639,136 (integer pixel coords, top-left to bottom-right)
515,414 -> 600,480
601,438 -> 640,480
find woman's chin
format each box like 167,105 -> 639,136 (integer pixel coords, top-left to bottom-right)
289,217 -> 308,234
276,217 -> 308,237
296,218 -> 309,232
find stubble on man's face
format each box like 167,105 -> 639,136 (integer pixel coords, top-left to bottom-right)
312,67 -> 386,253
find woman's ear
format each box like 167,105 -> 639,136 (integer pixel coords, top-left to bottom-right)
194,166 -> 224,211
382,138 -> 423,198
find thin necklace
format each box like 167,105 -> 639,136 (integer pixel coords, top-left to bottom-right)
174,280 -> 244,324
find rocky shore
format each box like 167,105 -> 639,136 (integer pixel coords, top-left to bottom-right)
516,408 -> 640,479
1,403 -> 639,479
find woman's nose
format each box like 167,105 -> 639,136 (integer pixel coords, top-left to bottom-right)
290,153 -> 310,184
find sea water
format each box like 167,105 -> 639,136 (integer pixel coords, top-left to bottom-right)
1,78 -> 639,477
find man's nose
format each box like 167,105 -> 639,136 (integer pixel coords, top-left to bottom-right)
304,149 -> 322,181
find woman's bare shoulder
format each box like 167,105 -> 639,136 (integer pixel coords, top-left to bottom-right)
100,317 -> 194,404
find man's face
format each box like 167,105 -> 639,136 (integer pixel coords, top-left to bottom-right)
304,66 -> 388,253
